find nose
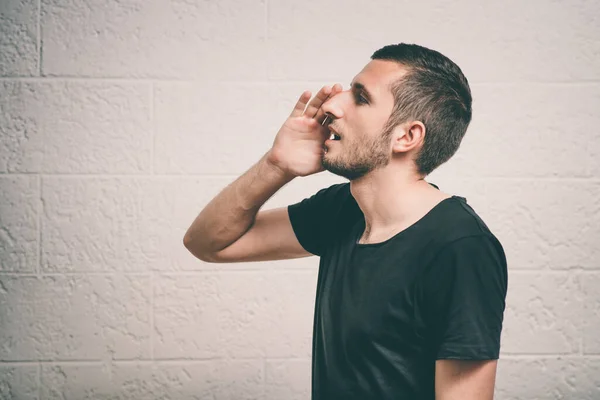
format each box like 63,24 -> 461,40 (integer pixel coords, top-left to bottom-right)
321,87 -> 348,120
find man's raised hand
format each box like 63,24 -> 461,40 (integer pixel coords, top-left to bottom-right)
267,84 -> 342,178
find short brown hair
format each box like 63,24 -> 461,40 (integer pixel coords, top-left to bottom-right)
372,43 -> 472,176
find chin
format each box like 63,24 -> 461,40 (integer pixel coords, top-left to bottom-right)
322,159 -> 367,181
321,152 -> 338,167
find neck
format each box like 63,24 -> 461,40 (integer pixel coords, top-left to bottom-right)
349,166 -> 448,244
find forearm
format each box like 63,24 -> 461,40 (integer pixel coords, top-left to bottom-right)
435,360 -> 497,400
183,151 -> 294,258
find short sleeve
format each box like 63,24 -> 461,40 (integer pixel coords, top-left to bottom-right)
287,183 -> 359,256
422,234 -> 508,360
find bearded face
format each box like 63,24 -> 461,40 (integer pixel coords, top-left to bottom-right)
321,123 -> 394,181
318,60 -> 411,180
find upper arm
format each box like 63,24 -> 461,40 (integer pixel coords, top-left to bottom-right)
205,207 -> 312,263
424,235 -> 508,360
435,359 -> 498,400
201,182 -> 354,263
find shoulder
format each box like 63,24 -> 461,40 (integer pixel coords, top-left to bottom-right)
420,232 -> 508,307
289,182 -> 358,217
317,182 -> 352,202
287,182 -> 361,256
432,196 -> 502,248
435,234 -> 506,267
418,196 -> 507,269
313,182 -> 352,202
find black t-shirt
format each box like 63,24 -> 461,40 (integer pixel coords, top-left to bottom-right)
287,182 -> 508,400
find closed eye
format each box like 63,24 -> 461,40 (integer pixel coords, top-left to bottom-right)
350,81 -> 372,105
354,92 -> 368,105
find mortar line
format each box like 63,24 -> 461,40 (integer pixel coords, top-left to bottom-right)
1,269 -> 597,277
0,77 -> 188,83
4,355 -> 595,365
0,267 -> 316,277
264,357 -> 311,362
510,269 -> 600,274
500,354 -> 600,359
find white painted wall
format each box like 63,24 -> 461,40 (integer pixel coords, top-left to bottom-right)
1,0 -> 599,398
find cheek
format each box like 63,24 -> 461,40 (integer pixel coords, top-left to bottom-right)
356,112 -> 386,135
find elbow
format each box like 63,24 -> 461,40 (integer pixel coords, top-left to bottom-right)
182,231 -> 193,250
183,232 -> 222,263
183,232 -> 219,263
182,230 -> 194,252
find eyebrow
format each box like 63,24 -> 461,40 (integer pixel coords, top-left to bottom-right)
350,81 -> 374,104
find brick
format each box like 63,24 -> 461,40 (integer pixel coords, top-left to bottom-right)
0,81 -> 151,173
42,177 -> 145,273
0,0 -> 38,76
41,0 -> 267,79
0,176 -> 38,272
268,0 -> 600,82
265,359 -> 311,400
501,272 -> 583,355
0,275 -> 151,361
154,270 -> 316,359
484,180 -> 600,269
41,361 -> 263,400
0,365 -> 38,400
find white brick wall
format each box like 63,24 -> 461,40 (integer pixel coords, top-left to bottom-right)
1,0 -> 598,398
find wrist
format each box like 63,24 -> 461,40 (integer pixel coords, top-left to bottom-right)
263,150 -> 295,182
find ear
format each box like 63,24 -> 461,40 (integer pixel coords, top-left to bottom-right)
391,121 -> 426,154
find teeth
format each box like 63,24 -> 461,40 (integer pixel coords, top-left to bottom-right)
329,133 -> 335,140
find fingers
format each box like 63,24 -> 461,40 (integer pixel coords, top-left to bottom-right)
303,85 -> 332,119
289,91 -> 312,118
290,84 -> 342,121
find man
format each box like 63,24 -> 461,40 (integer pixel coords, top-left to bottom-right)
184,43 -> 508,400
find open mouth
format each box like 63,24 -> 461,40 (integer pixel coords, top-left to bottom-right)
328,132 -> 341,141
